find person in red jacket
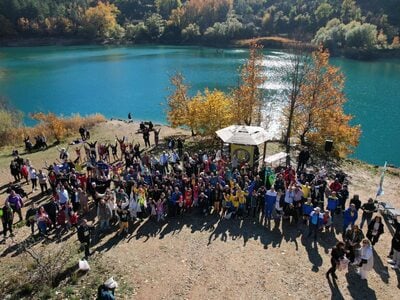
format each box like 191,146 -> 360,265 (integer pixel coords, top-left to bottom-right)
329,178 -> 342,193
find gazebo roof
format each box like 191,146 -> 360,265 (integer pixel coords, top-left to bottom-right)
216,125 -> 270,146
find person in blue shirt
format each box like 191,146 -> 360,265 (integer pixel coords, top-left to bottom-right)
326,191 -> 339,222
308,207 -> 324,241
264,187 -> 277,224
169,186 -> 182,217
343,204 -> 358,234
302,197 -> 314,225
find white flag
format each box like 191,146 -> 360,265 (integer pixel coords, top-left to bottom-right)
376,161 -> 387,197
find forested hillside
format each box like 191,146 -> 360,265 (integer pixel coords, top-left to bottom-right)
0,0 -> 399,51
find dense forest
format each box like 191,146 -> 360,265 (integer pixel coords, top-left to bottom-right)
0,0 -> 399,51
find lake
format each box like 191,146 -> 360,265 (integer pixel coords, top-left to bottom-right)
0,45 -> 399,166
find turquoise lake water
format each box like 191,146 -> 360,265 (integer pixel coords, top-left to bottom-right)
0,45 -> 399,166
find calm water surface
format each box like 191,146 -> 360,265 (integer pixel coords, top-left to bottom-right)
0,45 -> 399,166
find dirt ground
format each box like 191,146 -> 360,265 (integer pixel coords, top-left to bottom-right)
0,120 -> 399,299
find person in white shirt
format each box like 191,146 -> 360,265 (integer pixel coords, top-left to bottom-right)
57,184 -> 70,206
29,166 -> 38,191
356,239 -> 374,280
159,151 -> 169,174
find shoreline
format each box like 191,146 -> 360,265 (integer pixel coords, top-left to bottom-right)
2,37 -> 400,60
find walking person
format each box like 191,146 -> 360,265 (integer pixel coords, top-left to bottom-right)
1,203 -> 14,238
326,241 -> 347,280
5,189 -> 24,222
25,203 -> 37,235
77,219 -> 93,258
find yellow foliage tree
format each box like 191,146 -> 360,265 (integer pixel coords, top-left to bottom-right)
166,72 -> 192,129
293,47 -> 361,157
193,89 -> 234,136
83,1 -> 119,38
232,43 -> 266,126
167,72 -> 234,136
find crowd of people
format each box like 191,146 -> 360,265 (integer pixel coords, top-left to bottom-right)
1,124 -> 399,287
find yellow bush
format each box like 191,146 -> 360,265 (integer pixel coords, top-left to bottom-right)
0,113 -> 106,147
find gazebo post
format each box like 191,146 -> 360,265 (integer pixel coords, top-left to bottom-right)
262,141 -> 267,162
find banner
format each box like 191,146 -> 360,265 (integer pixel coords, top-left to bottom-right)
231,144 -> 255,166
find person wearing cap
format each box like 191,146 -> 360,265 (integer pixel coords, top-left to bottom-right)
308,207 -> 323,241
98,277 -> 118,300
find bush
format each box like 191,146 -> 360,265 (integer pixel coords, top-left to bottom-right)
0,110 -> 105,147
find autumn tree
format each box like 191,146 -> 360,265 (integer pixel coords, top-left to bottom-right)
292,48 -> 361,157
156,0 -> 182,19
282,45 -> 311,161
82,1 -> 120,39
193,89 -> 234,136
181,0 -> 232,31
166,72 -> 193,133
167,73 -> 234,136
232,43 -> 266,126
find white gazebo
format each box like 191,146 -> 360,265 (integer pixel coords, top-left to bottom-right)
216,125 -> 270,166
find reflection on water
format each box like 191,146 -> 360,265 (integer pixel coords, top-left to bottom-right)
0,45 -> 399,166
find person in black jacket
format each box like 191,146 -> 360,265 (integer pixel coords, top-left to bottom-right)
360,198 -> 376,229
77,219 -> 93,258
366,216 -> 384,245
25,203 -> 37,235
326,241 -> 347,280
349,194 -> 361,211
297,147 -> 310,172
388,231 -> 400,269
